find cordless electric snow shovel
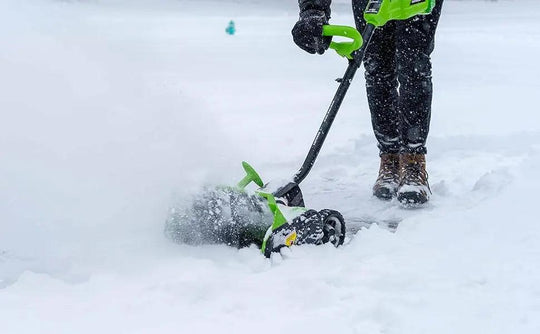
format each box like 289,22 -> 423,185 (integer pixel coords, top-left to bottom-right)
165,0 -> 435,257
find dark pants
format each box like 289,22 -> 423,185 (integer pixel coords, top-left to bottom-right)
352,0 -> 444,155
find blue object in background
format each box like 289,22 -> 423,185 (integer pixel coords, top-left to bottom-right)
225,20 -> 236,35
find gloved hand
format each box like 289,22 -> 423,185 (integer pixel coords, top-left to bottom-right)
292,9 -> 332,55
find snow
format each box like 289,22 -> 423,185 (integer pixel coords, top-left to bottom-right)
1,0 -> 539,333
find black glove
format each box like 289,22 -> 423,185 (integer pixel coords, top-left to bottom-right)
292,9 -> 332,55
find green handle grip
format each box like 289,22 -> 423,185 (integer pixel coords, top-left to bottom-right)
364,0 -> 435,27
322,25 -> 363,59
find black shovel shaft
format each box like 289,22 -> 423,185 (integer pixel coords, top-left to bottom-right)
274,24 -> 376,199
293,24 -> 376,185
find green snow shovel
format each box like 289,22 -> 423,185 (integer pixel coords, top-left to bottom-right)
165,0 -> 436,257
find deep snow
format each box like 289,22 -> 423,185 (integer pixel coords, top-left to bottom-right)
1,0 -> 539,333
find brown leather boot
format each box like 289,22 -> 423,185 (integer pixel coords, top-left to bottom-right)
397,153 -> 431,206
373,153 -> 400,200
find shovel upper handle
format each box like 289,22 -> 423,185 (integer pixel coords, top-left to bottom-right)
322,25 -> 363,59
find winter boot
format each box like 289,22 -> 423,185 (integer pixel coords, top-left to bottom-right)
397,153 -> 431,206
373,153 -> 400,200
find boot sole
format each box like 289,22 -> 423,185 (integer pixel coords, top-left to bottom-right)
373,187 -> 396,201
397,191 -> 429,207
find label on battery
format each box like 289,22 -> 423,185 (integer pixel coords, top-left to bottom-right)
365,0 -> 382,14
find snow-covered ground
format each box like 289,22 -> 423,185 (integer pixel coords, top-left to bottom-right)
1,0 -> 539,333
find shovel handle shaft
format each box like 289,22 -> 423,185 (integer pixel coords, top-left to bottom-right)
290,24 -> 376,188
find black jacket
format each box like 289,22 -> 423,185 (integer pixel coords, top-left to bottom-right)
299,0 -> 332,17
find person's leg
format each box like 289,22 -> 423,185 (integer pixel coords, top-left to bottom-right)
395,0 -> 444,154
394,0 -> 444,205
353,0 -> 400,199
353,0 -> 399,155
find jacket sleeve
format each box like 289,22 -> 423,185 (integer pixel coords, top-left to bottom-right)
298,0 -> 331,18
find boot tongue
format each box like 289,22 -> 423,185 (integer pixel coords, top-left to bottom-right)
401,153 -> 426,166
401,154 -> 428,186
